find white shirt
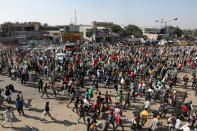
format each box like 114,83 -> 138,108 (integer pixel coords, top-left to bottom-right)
3,109 -> 12,120
83,99 -> 90,107
175,119 -> 181,129
121,78 -> 125,85
144,100 -> 150,109
151,118 -> 159,130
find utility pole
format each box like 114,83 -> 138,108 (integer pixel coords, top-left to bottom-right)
70,18 -> 73,25
74,10 -> 77,25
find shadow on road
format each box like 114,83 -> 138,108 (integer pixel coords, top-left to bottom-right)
24,114 -> 41,121
13,125 -> 39,131
28,107 -> 44,113
44,119 -> 77,126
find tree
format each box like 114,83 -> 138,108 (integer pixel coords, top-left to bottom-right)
43,23 -> 48,27
175,27 -> 183,38
86,29 -> 93,37
168,26 -> 183,38
192,29 -> 197,37
183,29 -> 192,37
124,24 -> 143,38
143,35 -> 148,40
182,29 -> 195,42
110,24 -> 123,33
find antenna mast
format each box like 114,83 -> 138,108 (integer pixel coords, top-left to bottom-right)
74,10 -> 77,25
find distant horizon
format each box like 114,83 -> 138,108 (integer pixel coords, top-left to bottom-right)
1,20 -> 196,30
0,0 -> 197,30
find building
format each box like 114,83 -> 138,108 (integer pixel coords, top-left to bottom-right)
0,37 -> 19,48
79,25 -> 93,41
42,25 -> 63,31
0,22 -> 43,45
143,27 -> 161,34
79,21 -> 114,42
60,25 -> 83,43
75,21 -> 115,42
0,22 -> 41,32
143,27 -> 161,40
143,26 -> 177,40
92,21 -> 113,27
48,31 -> 61,44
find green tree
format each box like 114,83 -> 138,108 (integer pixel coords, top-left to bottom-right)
124,24 -> 143,38
173,27 -> 183,38
43,23 -> 48,27
183,29 -> 193,41
167,26 -> 183,38
143,35 -> 148,40
86,29 -> 93,37
192,29 -> 197,37
110,24 -> 123,33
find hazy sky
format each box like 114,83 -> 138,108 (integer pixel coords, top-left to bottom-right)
0,0 -> 197,29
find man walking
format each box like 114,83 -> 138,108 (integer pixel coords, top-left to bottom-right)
41,82 -> 49,98
167,113 -> 176,131
4,87 -> 12,104
123,90 -> 131,109
38,78 -> 43,93
40,102 -> 56,121
77,104 -> 86,123
115,112 -> 125,131
1,107 -> 15,128
15,98 -> 25,116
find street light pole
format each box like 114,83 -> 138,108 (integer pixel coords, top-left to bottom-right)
155,18 -> 178,43
155,18 -> 178,34
161,18 -> 163,28
156,18 -> 177,26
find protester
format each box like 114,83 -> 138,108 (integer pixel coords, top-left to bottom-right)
40,102 -> 56,121
1,107 -> 15,128
175,116 -> 182,130
41,82 -> 49,98
115,111 -> 125,131
4,86 -> 12,104
37,78 -> 43,93
123,90 -> 131,109
15,98 -> 25,116
0,90 -> 3,108
17,91 -> 25,105
77,104 -> 86,123
168,113 -> 176,131
151,115 -> 161,131
0,43 -> 197,130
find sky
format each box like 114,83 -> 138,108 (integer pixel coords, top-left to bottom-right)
0,0 -> 197,29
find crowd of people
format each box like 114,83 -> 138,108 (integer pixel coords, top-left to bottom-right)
0,42 -> 197,131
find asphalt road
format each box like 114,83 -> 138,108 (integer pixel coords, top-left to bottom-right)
0,67 -> 196,131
